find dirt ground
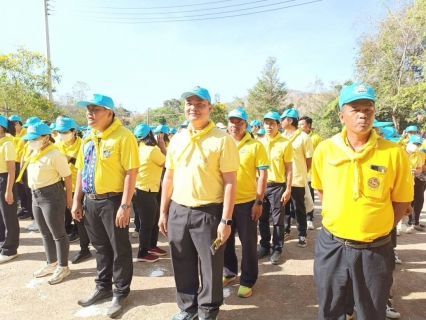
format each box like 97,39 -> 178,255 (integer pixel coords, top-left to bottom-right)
1,198 -> 425,320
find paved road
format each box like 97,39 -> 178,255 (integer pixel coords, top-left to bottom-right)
1,199 -> 425,320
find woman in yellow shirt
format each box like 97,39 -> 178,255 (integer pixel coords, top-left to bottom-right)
0,116 -> 20,264
133,124 -> 166,262
21,122 -> 73,284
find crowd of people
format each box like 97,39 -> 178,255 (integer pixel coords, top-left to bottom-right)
0,84 -> 425,320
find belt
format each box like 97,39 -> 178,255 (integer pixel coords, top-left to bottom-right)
85,192 -> 122,200
323,228 -> 391,249
267,182 -> 286,187
178,202 -> 222,210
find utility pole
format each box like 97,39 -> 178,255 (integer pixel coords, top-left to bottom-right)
44,0 -> 53,103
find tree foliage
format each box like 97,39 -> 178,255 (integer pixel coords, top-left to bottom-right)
247,57 -> 287,120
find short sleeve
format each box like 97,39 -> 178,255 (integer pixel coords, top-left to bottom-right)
255,142 -> 269,169
53,151 -> 72,178
3,141 -> 16,162
219,135 -> 239,173
165,139 -> 175,170
303,135 -> 314,159
283,141 -> 293,163
120,133 -> 140,171
390,148 -> 414,202
150,147 -> 166,166
75,146 -> 84,170
311,144 -> 324,190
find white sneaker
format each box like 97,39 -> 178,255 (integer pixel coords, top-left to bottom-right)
396,228 -> 401,236
48,266 -> 71,285
386,300 -> 401,318
406,227 -> 413,234
131,231 -> 139,238
307,221 -> 314,230
27,221 -> 39,231
0,253 -> 18,264
34,261 -> 58,278
394,251 -> 402,264
346,313 -> 354,320
25,220 -> 37,230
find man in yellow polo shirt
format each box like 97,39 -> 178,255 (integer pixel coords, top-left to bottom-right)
258,111 -> 293,265
71,94 -> 140,318
158,86 -> 239,320
312,83 -> 413,320
222,107 -> 269,298
298,116 -> 322,230
281,108 -> 314,247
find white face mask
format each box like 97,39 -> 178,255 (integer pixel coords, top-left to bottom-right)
29,139 -> 45,151
60,132 -> 74,142
406,143 -> 420,153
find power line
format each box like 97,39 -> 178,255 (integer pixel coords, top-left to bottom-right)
73,0 -> 268,15
65,0 -> 322,24
74,0 -> 297,20
74,0 -> 234,10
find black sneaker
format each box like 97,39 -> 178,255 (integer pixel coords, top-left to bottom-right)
270,251 -> 281,265
257,247 -> 271,259
71,249 -> 92,264
19,212 -> 33,220
69,234 -> 80,243
17,208 -> 27,217
298,236 -> 307,248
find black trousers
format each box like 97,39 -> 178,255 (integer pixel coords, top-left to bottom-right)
168,201 -> 224,319
258,183 -> 286,252
15,163 -> 27,210
223,200 -> 258,288
22,170 -> 33,217
84,195 -> 133,297
307,181 -> 315,221
0,173 -> 19,256
284,186 -> 307,237
314,228 -> 394,320
132,189 -> 158,256
410,177 -> 425,225
65,194 -> 90,250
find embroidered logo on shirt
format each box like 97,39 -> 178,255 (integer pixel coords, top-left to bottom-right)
103,149 -> 112,158
367,177 -> 380,189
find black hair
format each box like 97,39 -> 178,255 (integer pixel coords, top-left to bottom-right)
156,132 -> 170,144
299,116 -> 312,126
41,134 -> 56,143
249,132 -> 255,139
286,117 -> 298,128
1,120 -> 17,137
140,131 -> 158,147
11,120 -> 23,127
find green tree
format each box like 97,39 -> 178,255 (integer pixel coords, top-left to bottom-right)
57,81 -> 90,126
247,57 -> 287,120
210,102 -> 228,125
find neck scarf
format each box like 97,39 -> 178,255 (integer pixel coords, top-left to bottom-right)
0,136 -> 13,147
82,118 -> 122,158
16,143 -> 57,182
286,128 -> 302,143
176,121 -> 216,163
329,127 -> 379,200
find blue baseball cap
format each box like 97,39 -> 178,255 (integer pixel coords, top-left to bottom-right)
181,86 -> 211,103
169,127 -> 177,134
77,94 -> 115,110
409,135 -> 423,144
178,120 -> 189,128
8,115 -> 22,122
0,115 -> 8,129
149,125 -> 155,130
250,120 -> 261,127
23,117 -> 41,128
134,124 -> 151,139
228,107 -> 248,121
22,122 -> 52,140
257,128 -> 266,135
263,111 -> 281,121
406,125 -> 418,132
49,122 -> 57,130
154,124 -> 169,134
281,108 -> 299,119
372,119 -> 393,128
339,83 -> 376,108
246,126 -> 252,133
56,117 -> 77,133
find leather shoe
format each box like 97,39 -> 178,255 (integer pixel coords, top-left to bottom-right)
106,296 -> 127,318
78,289 -> 112,307
71,250 -> 92,264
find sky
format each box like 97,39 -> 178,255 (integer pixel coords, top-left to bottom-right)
0,0 -> 390,113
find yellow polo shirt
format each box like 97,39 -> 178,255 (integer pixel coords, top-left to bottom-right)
136,143 -> 165,192
76,118 -> 140,194
309,131 -> 322,149
13,128 -> 26,163
235,132 -> 269,204
27,149 -> 71,190
0,137 -> 16,173
283,130 -> 314,187
312,133 -> 413,242
260,133 -> 293,183
408,151 -> 423,170
166,123 -> 239,207
55,137 -> 82,190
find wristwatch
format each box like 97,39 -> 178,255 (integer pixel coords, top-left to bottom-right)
221,218 -> 233,225
121,204 -> 131,210
256,200 -> 263,206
